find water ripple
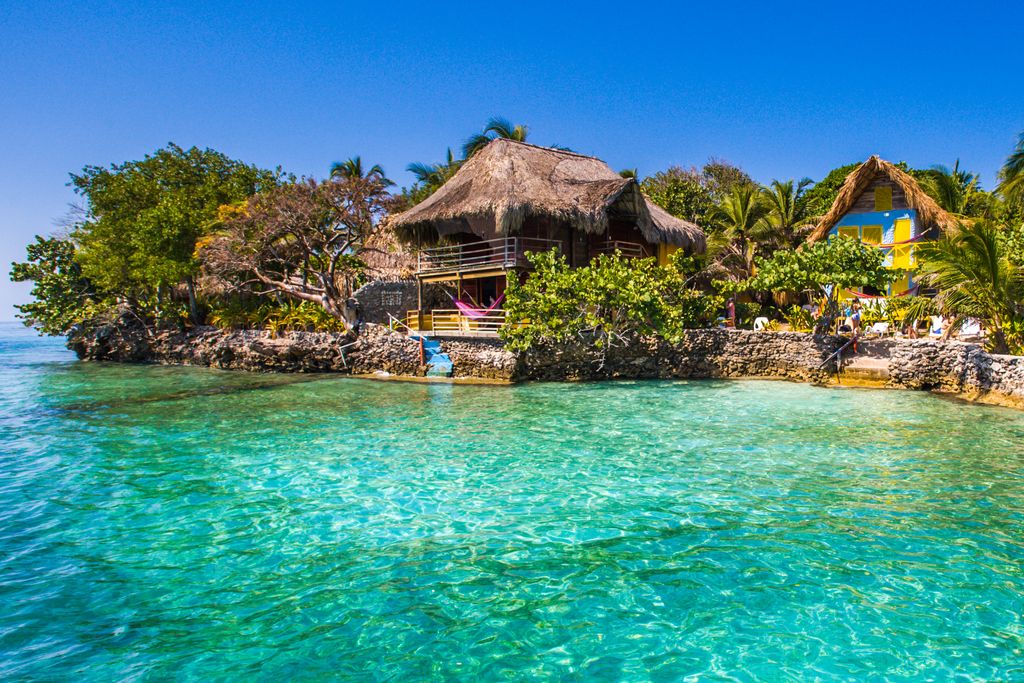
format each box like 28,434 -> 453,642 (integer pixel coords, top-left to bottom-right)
1,324 -> 1024,679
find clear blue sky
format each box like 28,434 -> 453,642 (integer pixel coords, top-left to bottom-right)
2,0 -> 1021,320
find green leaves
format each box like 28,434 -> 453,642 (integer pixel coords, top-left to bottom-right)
500,249 -> 721,350
9,237 -> 101,335
70,144 -> 281,313
730,236 -> 893,295
917,221 -> 1024,353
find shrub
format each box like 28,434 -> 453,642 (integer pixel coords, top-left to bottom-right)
501,249 -> 721,351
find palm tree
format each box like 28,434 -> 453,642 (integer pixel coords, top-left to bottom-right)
407,148 -> 460,188
761,178 -> 815,248
997,131 -> 1024,205
462,117 -> 529,159
619,168 -> 639,180
330,156 -> 392,185
716,184 -> 771,279
920,160 -> 979,216
916,220 -> 1024,353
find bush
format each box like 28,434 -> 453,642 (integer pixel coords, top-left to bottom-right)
500,249 -> 721,351
208,299 -> 346,333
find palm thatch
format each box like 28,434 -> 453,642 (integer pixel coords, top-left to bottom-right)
388,139 -> 705,252
807,155 -> 957,242
361,229 -> 416,281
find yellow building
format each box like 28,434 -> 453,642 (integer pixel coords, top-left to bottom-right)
806,156 -> 957,296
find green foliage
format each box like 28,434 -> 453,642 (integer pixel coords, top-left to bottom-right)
641,160 -> 753,231
734,301 -> 765,328
462,117 -> 529,159
9,236 -> 104,335
760,179 -> 815,247
71,144 -> 281,316
883,295 -> 935,332
330,156 -> 391,185
916,221 -> 1024,354
1000,219 -> 1024,267
500,249 -> 721,350
917,160 -> 983,217
641,167 -> 715,226
207,299 -> 346,333
997,130 -> 1024,206
783,305 -> 814,332
801,163 -> 860,218
729,236 -> 893,296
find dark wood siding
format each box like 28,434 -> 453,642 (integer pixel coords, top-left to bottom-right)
848,176 -> 911,214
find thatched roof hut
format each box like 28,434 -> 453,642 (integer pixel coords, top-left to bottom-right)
388,139 -> 705,252
807,155 -> 957,243
361,229 -> 417,281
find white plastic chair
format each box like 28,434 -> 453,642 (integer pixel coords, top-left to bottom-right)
753,316 -> 769,331
960,318 -> 981,335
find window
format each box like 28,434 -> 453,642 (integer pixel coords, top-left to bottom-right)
892,245 -> 914,269
837,226 -> 859,240
874,186 -> 893,211
861,225 -> 883,244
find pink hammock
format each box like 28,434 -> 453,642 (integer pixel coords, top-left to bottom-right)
450,293 -> 505,319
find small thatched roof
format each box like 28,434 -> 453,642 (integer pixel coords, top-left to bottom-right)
807,155 -> 957,242
361,229 -> 416,281
388,139 -> 705,252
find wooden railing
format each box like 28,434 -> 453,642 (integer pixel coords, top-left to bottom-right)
417,237 -> 562,275
428,309 -> 505,336
590,240 -> 649,259
405,309 -> 505,337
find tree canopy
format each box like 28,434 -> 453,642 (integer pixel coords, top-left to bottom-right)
9,237 -> 97,335
70,144 -> 281,319
199,176 -> 393,323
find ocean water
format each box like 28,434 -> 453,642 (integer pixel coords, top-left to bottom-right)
1,321 -> 1023,680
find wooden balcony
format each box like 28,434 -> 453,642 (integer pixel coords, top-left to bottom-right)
590,240 -> 649,259
417,237 -> 562,280
406,309 -> 506,337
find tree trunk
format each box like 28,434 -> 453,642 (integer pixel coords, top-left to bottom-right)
186,275 -> 200,325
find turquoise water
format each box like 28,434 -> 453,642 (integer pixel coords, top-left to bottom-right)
2,322 -> 1024,680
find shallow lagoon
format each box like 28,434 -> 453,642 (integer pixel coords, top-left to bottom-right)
1,323 -> 1023,680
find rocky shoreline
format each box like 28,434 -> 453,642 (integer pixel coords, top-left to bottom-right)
68,319 -> 1024,409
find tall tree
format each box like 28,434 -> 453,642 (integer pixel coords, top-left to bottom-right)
761,178 -> 815,248
330,156 -> 392,185
997,131 -> 1024,206
9,236 -> 97,335
801,162 -> 860,218
399,148 -> 462,209
70,144 -> 280,322
462,117 -> 529,158
200,176 -> 392,323
916,221 -> 1024,354
919,160 -> 981,216
716,184 -> 771,279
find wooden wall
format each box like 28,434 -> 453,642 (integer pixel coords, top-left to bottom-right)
847,176 -> 911,214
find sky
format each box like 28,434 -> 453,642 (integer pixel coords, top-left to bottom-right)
2,0 -> 1022,320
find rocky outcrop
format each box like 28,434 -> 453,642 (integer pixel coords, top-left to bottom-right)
886,339 -> 1024,407
68,321 -> 1024,408
516,330 -> 839,384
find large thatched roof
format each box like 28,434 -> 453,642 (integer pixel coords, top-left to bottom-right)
807,155 -> 957,242
361,229 -> 416,281
388,139 -> 705,252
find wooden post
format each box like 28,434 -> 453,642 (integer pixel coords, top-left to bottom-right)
417,278 -> 423,331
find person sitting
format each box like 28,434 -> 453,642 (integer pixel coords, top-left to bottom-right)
849,301 -> 863,352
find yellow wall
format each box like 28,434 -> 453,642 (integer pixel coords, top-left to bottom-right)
657,244 -> 679,266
